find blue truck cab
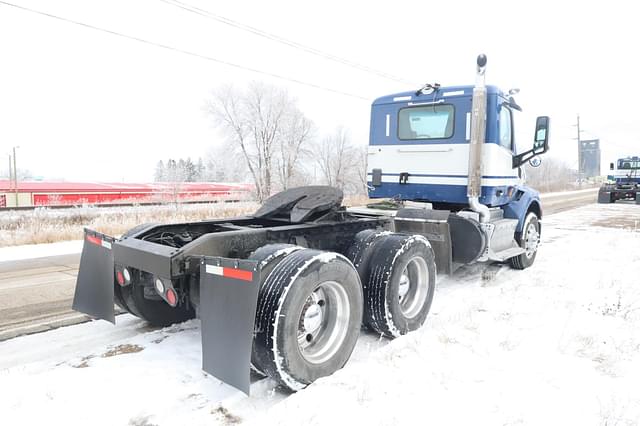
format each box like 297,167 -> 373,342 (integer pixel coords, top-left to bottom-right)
365,55 -> 550,272
367,84 -> 546,233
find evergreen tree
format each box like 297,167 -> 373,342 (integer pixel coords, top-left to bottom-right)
196,157 -> 205,181
184,157 -> 197,182
154,160 -> 165,182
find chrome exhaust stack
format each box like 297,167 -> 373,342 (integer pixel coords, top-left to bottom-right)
467,54 -> 490,223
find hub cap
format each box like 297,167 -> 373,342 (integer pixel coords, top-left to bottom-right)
297,281 -> 350,364
398,256 -> 429,319
524,221 -> 540,258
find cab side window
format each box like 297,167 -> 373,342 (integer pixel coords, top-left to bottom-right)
499,106 -> 512,150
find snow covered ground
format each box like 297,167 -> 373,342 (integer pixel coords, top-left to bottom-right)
1,203 -> 639,425
0,239 -> 83,262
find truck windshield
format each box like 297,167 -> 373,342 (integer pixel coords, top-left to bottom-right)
398,105 -> 454,140
617,160 -> 640,169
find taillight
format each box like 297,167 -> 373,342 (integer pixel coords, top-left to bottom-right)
154,277 -> 178,307
123,268 -> 131,283
116,270 -> 125,286
166,288 -> 177,307
154,278 -> 165,294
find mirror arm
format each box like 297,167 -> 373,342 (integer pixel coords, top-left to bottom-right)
511,149 -> 533,169
513,149 -> 538,168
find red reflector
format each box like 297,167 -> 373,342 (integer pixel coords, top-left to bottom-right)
116,270 -> 125,286
166,288 -> 177,306
86,235 -> 102,246
223,267 -> 253,282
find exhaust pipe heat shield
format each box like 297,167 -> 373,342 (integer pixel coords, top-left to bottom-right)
72,229 -> 116,323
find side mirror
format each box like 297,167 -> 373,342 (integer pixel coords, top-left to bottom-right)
529,157 -> 542,168
609,162 -> 614,170
511,115 -> 550,169
533,116 -> 550,154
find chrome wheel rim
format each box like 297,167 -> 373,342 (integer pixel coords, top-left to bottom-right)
297,281 -> 350,364
524,221 -> 539,258
398,256 -> 429,319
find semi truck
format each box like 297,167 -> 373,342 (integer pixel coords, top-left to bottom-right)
598,156 -> 640,203
72,55 -> 550,395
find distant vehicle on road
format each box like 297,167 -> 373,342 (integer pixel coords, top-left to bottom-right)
598,157 -> 640,203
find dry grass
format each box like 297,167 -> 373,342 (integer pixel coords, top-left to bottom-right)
0,201 -> 259,247
343,194 -> 371,207
101,344 -> 145,358
211,406 -> 242,425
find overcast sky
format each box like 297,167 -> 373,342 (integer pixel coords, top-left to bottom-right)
1,0 -> 638,182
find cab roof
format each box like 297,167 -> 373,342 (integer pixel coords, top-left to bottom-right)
372,85 -> 504,106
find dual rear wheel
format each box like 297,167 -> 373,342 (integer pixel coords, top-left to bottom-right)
250,233 -> 436,391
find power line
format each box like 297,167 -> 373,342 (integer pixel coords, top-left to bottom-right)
0,1 -> 370,101
158,0 -> 416,86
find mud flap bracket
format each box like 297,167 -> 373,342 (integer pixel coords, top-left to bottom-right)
199,257 -> 260,395
394,209 -> 454,274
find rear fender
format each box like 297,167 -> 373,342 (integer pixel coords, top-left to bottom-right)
199,256 -> 260,395
72,229 -> 116,323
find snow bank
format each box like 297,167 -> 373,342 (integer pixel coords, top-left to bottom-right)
0,239 -> 83,262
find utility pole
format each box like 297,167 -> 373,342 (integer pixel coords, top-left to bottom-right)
7,154 -> 12,186
574,114 -> 583,188
12,146 -> 19,206
7,154 -> 13,206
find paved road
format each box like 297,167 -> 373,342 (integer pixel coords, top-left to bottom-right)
0,254 -> 86,340
0,189 -> 603,341
539,188 -> 600,215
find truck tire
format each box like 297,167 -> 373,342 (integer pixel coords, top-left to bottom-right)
252,249 -> 363,391
598,186 -> 614,204
248,244 -> 304,375
364,234 -> 436,338
345,229 -> 388,284
509,212 -> 540,270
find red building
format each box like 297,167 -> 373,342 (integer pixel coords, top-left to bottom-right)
0,180 -> 252,208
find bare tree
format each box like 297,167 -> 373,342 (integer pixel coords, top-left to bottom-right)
206,82 -> 313,201
161,159 -> 187,206
204,145 -> 247,182
276,108 -> 313,190
524,157 -> 576,192
312,127 -> 364,195
355,144 -> 369,196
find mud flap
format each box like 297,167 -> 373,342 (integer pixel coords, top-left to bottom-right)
71,229 -> 116,323
199,257 -> 260,395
